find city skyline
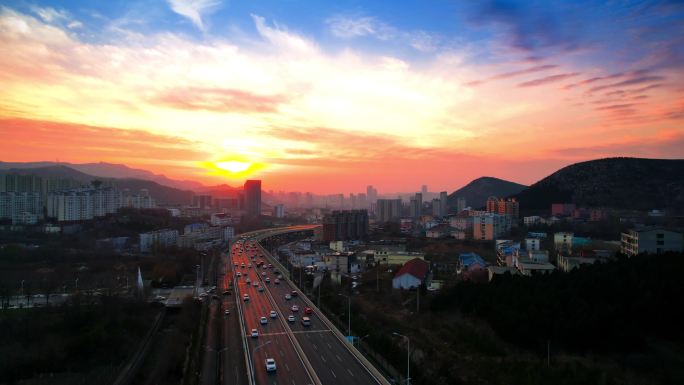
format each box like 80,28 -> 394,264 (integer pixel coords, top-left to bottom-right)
1,1 -> 683,193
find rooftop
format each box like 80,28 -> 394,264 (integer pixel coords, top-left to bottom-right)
394,258 -> 429,280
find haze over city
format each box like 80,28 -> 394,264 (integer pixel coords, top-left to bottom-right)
1,0 -> 682,193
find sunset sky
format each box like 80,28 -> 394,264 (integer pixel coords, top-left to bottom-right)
1,0 -> 683,193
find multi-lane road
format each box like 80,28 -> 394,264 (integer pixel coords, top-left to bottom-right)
228,227 -> 389,385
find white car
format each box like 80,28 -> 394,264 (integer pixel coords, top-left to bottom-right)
224,309 -> 230,315
285,294 -> 291,300
247,263 -> 252,268
269,310 -> 277,318
262,272 -> 267,276
287,315 -> 296,322
245,278 -> 251,284
236,272 -> 242,277
265,358 -> 276,372
291,305 -> 299,312
252,281 -> 259,287
260,316 -> 268,325
265,277 -> 271,283
251,329 -> 259,338
274,279 -> 280,284
243,294 -> 250,301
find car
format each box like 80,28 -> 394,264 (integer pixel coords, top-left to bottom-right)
243,294 -> 250,301
287,315 -> 296,322
234,262 -> 238,267
258,286 -> 264,292
291,291 -> 298,297
274,279 -> 280,284
260,316 -> 268,325
252,281 -> 259,287
223,290 -> 231,296
251,329 -> 259,338
265,358 -> 276,372
291,305 -> 299,312
277,275 -> 283,279
247,263 -> 252,268
268,264 -> 273,268
236,271 -> 241,277
241,263 -> 245,268
301,317 -> 311,327
304,307 -> 313,315
199,292 -> 208,298
245,278 -> 251,284
270,310 -> 277,318
265,277 -> 270,283
262,272 -> 267,276
285,294 -> 291,300
224,309 -> 230,315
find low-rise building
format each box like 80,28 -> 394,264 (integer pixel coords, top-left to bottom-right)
140,229 -> 179,253
372,250 -> 426,266
392,258 -> 430,290
516,258 -> 556,276
426,224 -> 451,238
459,252 -> 486,271
554,232 -> 574,252
525,237 -> 541,251
487,265 -> 519,281
620,227 -> 683,256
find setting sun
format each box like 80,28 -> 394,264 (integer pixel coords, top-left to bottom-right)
216,161 -> 251,173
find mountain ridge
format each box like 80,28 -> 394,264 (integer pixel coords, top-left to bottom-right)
447,176 -> 527,210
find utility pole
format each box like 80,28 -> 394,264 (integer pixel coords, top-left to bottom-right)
393,332 -> 410,385
547,340 -> 550,367
416,287 -> 420,313
376,265 -> 379,292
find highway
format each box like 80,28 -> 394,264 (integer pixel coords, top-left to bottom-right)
231,238 -> 315,385
230,226 -> 389,385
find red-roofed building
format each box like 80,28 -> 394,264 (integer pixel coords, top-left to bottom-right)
392,258 -> 430,290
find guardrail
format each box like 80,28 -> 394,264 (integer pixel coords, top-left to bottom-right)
256,238 -> 391,385
231,255 -> 256,385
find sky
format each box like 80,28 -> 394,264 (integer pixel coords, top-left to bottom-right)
0,0 -> 683,194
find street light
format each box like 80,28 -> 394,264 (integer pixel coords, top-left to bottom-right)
393,332 -> 410,385
338,293 -> 351,340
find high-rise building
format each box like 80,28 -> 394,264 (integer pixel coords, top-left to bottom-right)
473,213 -> 510,240
486,196 -> 519,219
366,185 -> 378,208
192,195 -> 212,209
421,185 -> 428,198
409,193 -> 422,218
322,210 -> 368,242
273,203 -> 285,218
439,191 -> 448,216
47,187 -> 122,222
431,198 -> 441,216
376,199 -> 401,222
0,192 -> 43,224
244,180 -> 261,217
457,197 -> 466,212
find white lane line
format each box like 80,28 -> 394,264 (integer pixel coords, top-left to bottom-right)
347,368 -> 354,377
330,369 -> 336,379
290,380 -> 295,385
312,344 -> 317,351
327,343 -> 332,349
280,350 -> 285,357
336,354 -> 342,362
321,355 -> 326,363
285,363 -> 290,372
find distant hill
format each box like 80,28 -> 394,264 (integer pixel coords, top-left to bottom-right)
512,157 -> 684,211
447,177 -> 527,209
0,165 -> 194,205
0,161 -> 207,191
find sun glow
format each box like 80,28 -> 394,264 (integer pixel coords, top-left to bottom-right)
216,161 -> 251,173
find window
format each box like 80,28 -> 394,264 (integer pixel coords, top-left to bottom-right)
657,240 -> 664,246
656,233 -> 664,239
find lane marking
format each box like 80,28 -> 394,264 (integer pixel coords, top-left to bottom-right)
327,343 -> 332,349
285,363 -> 290,372
347,369 -> 354,377
330,369 -> 336,379
321,355 -> 326,363
336,354 -> 342,362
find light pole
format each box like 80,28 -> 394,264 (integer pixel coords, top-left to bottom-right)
393,332 -> 410,385
338,293 -> 351,340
